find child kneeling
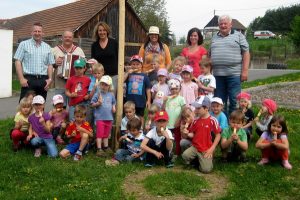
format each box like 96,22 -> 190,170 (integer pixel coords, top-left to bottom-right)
105,118 -> 144,166
59,105 -> 93,161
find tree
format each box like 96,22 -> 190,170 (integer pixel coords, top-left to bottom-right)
128,0 -> 173,44
178,36 -> 186,45
289,15 -> 300,51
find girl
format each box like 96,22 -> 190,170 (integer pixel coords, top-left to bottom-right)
169,56 -> 186,82
236,92 -> 254,141
148,58 -> 160,87
91,75 -> 116,156
197,58 -> 216,100
151,68 -> 169,108
11,97 -> 32,151
27,95 -> 58,158
253,98 -> 277,136
178,107 -> 194,154
180,65 -> 198,109
144,104 -> 159,133
49,94 -> 69,144
256,115 -> 292,169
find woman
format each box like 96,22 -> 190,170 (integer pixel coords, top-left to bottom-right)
139,26 -> 172,73
181,28 -> 207,78
91,22 -> 118,88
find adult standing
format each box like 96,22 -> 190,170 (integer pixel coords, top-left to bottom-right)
181,27 -> 207,78
139,26 -> 172,73
14,22 -> 55,101
52,30 -> 85,106
91,22 -> 118,89
210,15 -> 250,115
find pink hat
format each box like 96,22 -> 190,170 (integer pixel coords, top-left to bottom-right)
157,68 -> 168,77
52,94 -> 64,105
262,99 -> 277,114
181,65 -> 193,73
130,55 -> 143,63
236,92 -> 251,101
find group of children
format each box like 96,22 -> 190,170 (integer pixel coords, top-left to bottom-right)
10,54 -> 292,172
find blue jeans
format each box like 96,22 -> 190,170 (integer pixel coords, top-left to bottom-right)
115,149 -> 138,162
31,137 -> 58,158
215,76 -> 241,116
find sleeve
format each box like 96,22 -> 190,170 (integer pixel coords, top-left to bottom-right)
88,76 -> 94,92
121,117 -> 127,130
167,130 -> 174,140
111,93 -> 116,105
14,42 -> 25,61
256,116 -> 272,131
44,113 -> 51,122
239,32 -> 249,52
65,124 -> 73,135
260,131 -> 268,139
78,47 -> 86,58
14,113 -> 20,122
180,47 -> 187,57
83,122 -> 93,132
239,129 -> 247,142
151,84 -> 157,93
219,113 -> 229,130
180,96 -> 186,106
209,75 -> 216,89
163,44 -> 172,66
145,129 -> 153,139
144,75 -> 151,89
91,90 -> 99,103
47,46 -> 55,65
221,128 -> 229,139
211,117 -> 221,134
248,109 -> 255,121
200,46 -> 208,56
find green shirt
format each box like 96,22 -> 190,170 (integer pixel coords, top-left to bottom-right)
221,127 -> 247,142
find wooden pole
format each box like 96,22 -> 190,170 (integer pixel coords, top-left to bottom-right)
114,0 -> 125,150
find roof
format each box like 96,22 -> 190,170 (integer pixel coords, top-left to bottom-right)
0,0 -> 112,42
204,15 -> 246,30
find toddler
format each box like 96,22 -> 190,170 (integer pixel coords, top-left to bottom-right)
169,56 -> 186,82
197,58 -> 216,99
180,65 -> 198,109
151,68 -> 170,108
210,97 -> 228,131
144,104 -> 159,133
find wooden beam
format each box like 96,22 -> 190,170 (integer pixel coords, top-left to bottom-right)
125,42 -> 143,47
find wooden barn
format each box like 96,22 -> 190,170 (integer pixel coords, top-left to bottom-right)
0,0 -> 147,58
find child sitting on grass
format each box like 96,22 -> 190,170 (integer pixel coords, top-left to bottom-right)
144,104 -> 159,133
210,97 -> 228,132
105,118 -> 145,166
221,110 -> 248,162
59,105 -> 93,161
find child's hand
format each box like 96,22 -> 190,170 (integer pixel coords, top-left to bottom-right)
204,147 -> 214,158
61,122 -> 67,129
39,116 -> 45,124
76,126 -> 86,133
26,135 -> 32,141
71,130 -> 77,137
84,94 -> 90,100
17,120 -> 24,127
187,132 -> 194,138
131,153 -> 139,158
154,151 -> 164,159
112,106 -> 116,113
70,92 -> 78,98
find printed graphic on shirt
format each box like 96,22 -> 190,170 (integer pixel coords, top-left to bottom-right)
199,78 -> 210,95
127,75 -> 144,95
75,82 -> 83,94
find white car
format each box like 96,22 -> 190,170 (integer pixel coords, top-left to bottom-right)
254,31 -> 276,39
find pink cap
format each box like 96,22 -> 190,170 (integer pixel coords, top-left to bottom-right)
130,55 -> 143,63
181,65 -> 193,73
262,99 -> 277,114
236,92 -> 251,101
157,68 -> 168,77
52,94 -> 64,105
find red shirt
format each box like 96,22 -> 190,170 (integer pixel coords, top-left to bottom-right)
181,46 -> 207,77
65,121 -> 92,143
189,116 -> 221,152
65,75 -> 91,106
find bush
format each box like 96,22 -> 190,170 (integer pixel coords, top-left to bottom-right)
286,58 -> 300,69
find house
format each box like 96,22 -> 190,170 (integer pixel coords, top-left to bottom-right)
0,0 -> 147,57
203,15 -> 246,39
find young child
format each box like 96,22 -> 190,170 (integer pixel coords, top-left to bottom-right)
49,94 -> 68,144
24,90 -> 36,104
197,58 -> 216,99
124,55 -> 151,124
121,101 -> 140,135
88,62 -> 105,99
169,56 -> 186,82
179,107 -> 195,154
236,92 -> 254,141
210,97 -> 228,131
144,104 -> 160,133
59,105 -> 93,161
91,75 -> 116,156
221,110 -> 248,162
105,118 -> 145,166
65,58 -> 91,121
147,58 -> 160,86
182,96 -> 221,173
151,68 -> 170,108
26,95 -> 58,158
254,98 -> 277,136
180,65 -> 198,109
11,97 -> 32,151
256,115 -> 292,169
141,110 -> 174,168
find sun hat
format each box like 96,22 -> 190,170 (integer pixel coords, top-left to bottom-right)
129,55 -> 143,63
168,78 -> 180,89
262,99 -> 277,114
154,110 -> 169,121
181,65 -> 193,73
211,97 -> 223,105
100,75 -> 113,85
157,68 -> 168,77
52,94 -> 64,105
74,58 -> 86,68
236,92 -> 251,101
32,95 -> 45,105
148,26 -> 160,35
191,96 -> 211,108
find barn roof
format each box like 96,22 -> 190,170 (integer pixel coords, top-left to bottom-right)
204,15 -> 246,30
0,0 -> 114,42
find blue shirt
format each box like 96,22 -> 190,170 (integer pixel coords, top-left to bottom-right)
91,90 -> 116,122
210,111 -> 228,131
14,38 -> 55,75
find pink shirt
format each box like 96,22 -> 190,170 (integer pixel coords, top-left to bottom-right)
181,46 -> 207,77
180,81 -> 198,107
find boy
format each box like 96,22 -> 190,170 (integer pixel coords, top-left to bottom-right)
210,97 -> 228,131
105,118 -> 145,166
121,101 -> 140,135
59,105 -> 93,161
141,110 -> 174,168
221,110 -> 248,162
124,55 -> 151,125
182,96 -> 221,173
65,58 -> 91,121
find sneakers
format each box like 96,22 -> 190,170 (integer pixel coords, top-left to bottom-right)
74,150 -> 82,161
34,148 -> 42,157
282,160 -> 292,170
166,162 -> 174,168
96,149 -> 105,157
144,163 -> 154,167
257,158 -> 269,165
103,147 -> 113,154
105,159 -> 120,166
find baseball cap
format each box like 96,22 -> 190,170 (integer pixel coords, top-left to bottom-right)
74,58 -> 86,68
181,65 -> 193,73
130,55 -> 143,63
236,92 -> 251,101
32,95 -> 45,105
52,94 -> 64,105
211,97 -> 223,105
262,99 -> 277,114
168,78 -> 180,89
157,68 -> 168,77
154,110 -> 169,121
191,96 -> 210,108
148,26 -> 160,35
100,75 -> 113,85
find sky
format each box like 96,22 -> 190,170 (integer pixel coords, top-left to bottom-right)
1,0 -> 299,39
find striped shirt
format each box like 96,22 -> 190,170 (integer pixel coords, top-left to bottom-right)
210,30 -> 249,76
14,38 -> 55,75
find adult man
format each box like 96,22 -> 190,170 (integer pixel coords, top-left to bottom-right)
52,30 -> 85,106
14,22 -> 55,101
210,15 -> 250,115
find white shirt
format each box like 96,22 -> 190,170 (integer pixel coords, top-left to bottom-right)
146,127 -> 174,146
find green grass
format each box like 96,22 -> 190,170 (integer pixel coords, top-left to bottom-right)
286,58 -> 300,70
242,72 -> 300,89
12,79 -> 21,91
143,171 -> 209,197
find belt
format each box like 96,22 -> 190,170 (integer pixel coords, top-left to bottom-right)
24,74 -> 48,79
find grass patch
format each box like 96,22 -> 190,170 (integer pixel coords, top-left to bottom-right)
242,72 -> 300,89
286,58 -> 300,70
143,171 -> 209,197
12,79 -> 21,91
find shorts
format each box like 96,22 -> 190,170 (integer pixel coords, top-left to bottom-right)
135,107 -> 145,118
96,120 -> 112,139
65,142 -> 81,154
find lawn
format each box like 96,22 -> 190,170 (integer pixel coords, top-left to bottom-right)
2,76 -> 300,199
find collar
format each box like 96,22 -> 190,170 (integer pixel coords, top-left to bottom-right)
30,37 -> 43,46
217,29 -> 234,37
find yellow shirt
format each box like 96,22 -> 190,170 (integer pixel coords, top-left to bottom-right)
14,112 -> 29,132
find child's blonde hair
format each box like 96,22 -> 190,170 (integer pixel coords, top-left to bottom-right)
92,63 -> 104,73
124,101 -> 136,111
172,56 -> 186,70
180,107 -> 193,120
200,57 -> 213,73
74,105 -> 87,116
148,104 -> 160,114
17,97 -> 32,113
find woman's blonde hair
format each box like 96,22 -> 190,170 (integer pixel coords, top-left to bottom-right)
93,21 -> 111,40
17,97 -> 32,113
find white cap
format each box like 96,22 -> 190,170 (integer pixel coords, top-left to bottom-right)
100,75 -> 113,85
52,94 -> 64,105
148,26 -> 160,35
32,95 -> 45,105
211,97 -> 223,105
